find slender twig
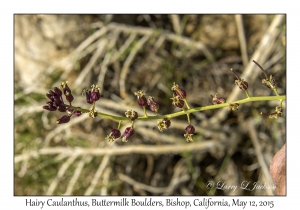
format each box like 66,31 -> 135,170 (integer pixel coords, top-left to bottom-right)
248,120 -> 274,195
120,33 -> 152,98
235,14 -> 249,67
15,141 -> 217,163
43,114 -> 89,147
64,155 -> 92,195
97,52 -> 112,92
110,33 -> 137,63
84,155 -> 111,195
119,173 -> 167,194
91,21 -> 214,62
46,154 -> 78,195
100,167 -> 112,195
75,40 -> 107,86
118,173 -> 190,195
170,14 -> 181,34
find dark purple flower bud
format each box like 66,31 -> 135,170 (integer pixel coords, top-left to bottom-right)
111,129 -> 121,138
91,84 -> 101,102
125,110 -> 138,121
65,91 -> 74,103
185,125 -> 195,134
53,87 -> 62,97
84,90 -> 93,104
170,95 -> 185,108
56,115 -> 71,124
211,93 -> 226,105
49,90 -> 56,96
73,110 -> 82,116
43,105 -> 56,111
46,101 -> 57,107
46,93 -> 53,100
106,129 -> 121,142
184,125 -> 195,142
61,81 -> 72,95
121,127 -> 135,142
57,105 -> 67,112
53,95 -> 63,106
134,90 -> 147,107
91,91 -> 101,102
171,82 -> 186,99
138,96 -> 147,106
147,96 -> 159,114
157,118 -> 171,132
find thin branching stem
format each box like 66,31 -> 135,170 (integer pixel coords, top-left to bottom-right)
68,95 -> 286,122
143,106 -> 148,117
245,90 -> 251,98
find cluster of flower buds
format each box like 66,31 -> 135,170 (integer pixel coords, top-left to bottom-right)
43,59 -> 284,144
43,82 -> 82,124
157,118 -> 171,132
105,127 -> 135,143
43,87 -> 66,112
252,60 -> 277,89
252,61 -> 282,119
134,90 -> 159,115
81,84 -> 102,118
170,83 -> 186,108
184,125 -> 195,142
211,93 -> 226,105
82,84 -> 101,104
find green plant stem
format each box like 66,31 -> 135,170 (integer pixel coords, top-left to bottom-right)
182,98 -> 191,124
245,90 -> 251,98
143,106 -> 148,117
68,95 -> 286,122
186,113 -> 191,125
183,98 -> 191,109
280,99 -> 283,108
273,88 -> 279,96
118,121 -> 122,129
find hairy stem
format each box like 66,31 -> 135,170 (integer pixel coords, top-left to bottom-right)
68,95 -> 286,122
